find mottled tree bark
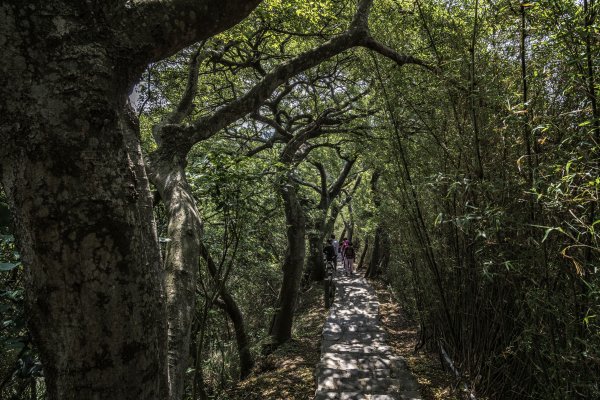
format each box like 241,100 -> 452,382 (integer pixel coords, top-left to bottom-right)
0,9 -> 168,398
0,1 -> 261,399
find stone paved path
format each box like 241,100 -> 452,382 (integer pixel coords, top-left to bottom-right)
314,269 -> 422,400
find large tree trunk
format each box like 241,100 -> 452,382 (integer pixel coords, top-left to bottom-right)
149,158 -> 202,400
0,9 -> 169,399
269,180 -> 306,344
0,2 -> 262,398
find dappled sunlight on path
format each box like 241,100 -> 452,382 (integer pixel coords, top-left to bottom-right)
314,270 -> 422,400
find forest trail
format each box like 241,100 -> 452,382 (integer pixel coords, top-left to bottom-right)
314,269 -> 422,400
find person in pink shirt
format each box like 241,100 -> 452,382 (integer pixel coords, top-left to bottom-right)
340,238 -> 350,275
343,242 -> 356,276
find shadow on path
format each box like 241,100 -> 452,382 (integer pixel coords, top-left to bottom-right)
314,269 -> 422,400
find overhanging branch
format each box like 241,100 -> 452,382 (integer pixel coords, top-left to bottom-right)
150,0 -> 438,162
120,0 -> 263,64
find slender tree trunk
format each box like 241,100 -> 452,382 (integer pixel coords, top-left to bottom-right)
216,293 -> 254,379
30,378 -> 36,400
357,236 -> 370,271
324,205 -> 341,239
469,0 -> 484,180
347,204 -> 355,243
192,299 -> 212,400
270,179 -> 306,344
339,227 -> 347,243
380,230 -> 391,275
366,226 -> 385,278
519,2 -> 538,229
520,3 -> 534,183
199,242 -> 254,379
583,0 -> 599,264
366,171 -> 382,278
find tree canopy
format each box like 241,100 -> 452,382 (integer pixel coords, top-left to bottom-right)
1,0 -> 599,399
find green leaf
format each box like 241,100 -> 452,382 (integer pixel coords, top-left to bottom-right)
541,226 -> 564,243
434,213 -> 443,226
0,262 -> 20,272
565,159 -> 573,174
583,314 -> 596,327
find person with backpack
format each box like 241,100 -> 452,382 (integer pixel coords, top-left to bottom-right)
343,241 -> 356,276
340,237 -> 349,254
323,239 -> 336,266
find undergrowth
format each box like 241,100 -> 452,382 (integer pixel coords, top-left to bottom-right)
223,283 -> 327,400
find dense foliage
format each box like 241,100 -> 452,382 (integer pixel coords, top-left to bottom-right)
353,1 -> 600,398
1,0 -> 598,399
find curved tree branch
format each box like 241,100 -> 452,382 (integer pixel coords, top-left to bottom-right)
151,0 -> 439,160
329,158 -> 357,201
360,35 -> 437,72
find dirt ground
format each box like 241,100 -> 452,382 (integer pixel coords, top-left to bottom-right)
371,280 -> 462,400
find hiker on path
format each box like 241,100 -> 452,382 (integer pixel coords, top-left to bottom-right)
323,239 -> 336,266
340,238 -> 349,270
341,237 -> 349,255
343,241 -> 355,276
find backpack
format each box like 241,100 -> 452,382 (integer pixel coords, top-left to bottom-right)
345,246 -> 355,258
324,245 -> 335,259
